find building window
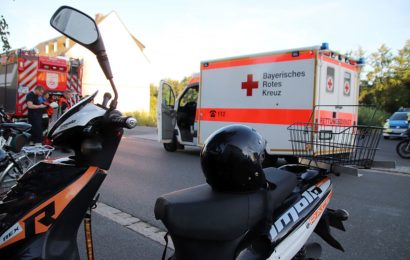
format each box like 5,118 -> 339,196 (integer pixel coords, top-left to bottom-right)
45,44 -> 49,54
65,38 -> 70,48
54,41 -> 58,52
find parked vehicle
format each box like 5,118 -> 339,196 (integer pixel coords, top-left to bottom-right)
0,47 -> 82,120
397,107 -> 410,112
383,111 -> 409,139
155,122 -> 382,260
0,108 -> 33,194
158,44 -> 364,163
396,128 -> 410,159
0,6 -> 136,259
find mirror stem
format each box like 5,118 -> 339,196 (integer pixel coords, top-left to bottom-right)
97,50 -> 113,80
109,78 -> 118,110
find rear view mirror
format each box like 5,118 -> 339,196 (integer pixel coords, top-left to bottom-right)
50,6 -> 98,45
50,5 -> 115,98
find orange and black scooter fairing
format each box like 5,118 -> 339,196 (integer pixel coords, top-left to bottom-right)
0,160 -> 106,259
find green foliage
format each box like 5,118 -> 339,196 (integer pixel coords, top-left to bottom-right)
0,15 -> 11,52
359,40 -> 410,113
163,76 -> 192,97
357,107 -> 389,126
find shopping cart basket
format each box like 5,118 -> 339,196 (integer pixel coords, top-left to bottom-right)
288,122 -> 383,169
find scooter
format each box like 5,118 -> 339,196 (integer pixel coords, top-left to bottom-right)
155,164 -> 349,260
0,6 -> 136,259
396,128 -> 410,159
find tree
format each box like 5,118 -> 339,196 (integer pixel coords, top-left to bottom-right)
0,15 -> 11,52
163,76 -> 192,97
359,40 -> 410,113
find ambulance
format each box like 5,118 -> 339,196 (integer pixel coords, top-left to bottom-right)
158,43 -> 363,161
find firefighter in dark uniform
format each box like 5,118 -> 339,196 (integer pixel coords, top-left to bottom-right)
26,85 -> 46,145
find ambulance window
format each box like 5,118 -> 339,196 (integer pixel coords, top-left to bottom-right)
326,66 -> 335,93
343,72 -> 351,96
162,83 -> 175,108
179,87 -> 198,107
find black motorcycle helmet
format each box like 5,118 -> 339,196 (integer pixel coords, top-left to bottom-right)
200,124 -> 267,192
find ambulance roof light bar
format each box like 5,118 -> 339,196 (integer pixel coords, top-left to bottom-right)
357,57 -> 365,66
320,42 -> 329,50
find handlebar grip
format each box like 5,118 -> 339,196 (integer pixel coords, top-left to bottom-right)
109,116 -> 137,129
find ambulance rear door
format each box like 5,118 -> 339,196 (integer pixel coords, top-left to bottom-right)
157,80 -> 176,142
316,52 -> 360,126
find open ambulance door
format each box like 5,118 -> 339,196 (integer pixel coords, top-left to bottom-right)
157,80 -> 176,143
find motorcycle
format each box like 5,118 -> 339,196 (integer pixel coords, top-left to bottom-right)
0,6 -> 136,259
396,128 -> 410,159
0,108 -> 33,194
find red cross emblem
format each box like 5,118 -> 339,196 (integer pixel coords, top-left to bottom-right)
344,81 -> 350,95
326,76 -> 334,92
241,74 -> 258,96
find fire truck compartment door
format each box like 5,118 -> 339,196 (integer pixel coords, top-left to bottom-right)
158,80 -> 176,142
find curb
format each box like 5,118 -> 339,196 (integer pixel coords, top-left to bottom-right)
93,202 -> 174,250
370,167 -> 410,175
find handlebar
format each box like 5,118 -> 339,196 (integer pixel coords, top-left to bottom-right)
108,115 -> 137,129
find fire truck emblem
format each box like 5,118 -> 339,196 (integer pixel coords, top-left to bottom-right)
46,73 -> 59,89
241,74 -> 258,96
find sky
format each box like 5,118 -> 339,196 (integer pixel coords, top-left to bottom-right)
2,0 -> 410,83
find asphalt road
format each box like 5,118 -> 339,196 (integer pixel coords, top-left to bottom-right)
74,128 -> 409,259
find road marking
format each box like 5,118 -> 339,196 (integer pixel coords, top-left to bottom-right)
93,202 -> 174,250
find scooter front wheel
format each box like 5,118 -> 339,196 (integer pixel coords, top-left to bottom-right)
396,140 -> 410,159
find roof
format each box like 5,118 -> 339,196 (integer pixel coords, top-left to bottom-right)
35,11 -> 145,57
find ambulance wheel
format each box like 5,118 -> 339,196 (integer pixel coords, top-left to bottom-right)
284,156 -> 299,164
163,141 -> 177,152
177,143 -> 185,150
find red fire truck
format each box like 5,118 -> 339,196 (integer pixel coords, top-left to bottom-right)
0,49 -> 82,119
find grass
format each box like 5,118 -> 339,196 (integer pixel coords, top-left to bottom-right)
125,94 -> 158,127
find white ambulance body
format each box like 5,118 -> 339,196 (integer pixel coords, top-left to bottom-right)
158,44 -> 362,158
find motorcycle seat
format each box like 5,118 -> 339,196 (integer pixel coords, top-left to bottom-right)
155,167 -> 297,241
0,122 -> 31,132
